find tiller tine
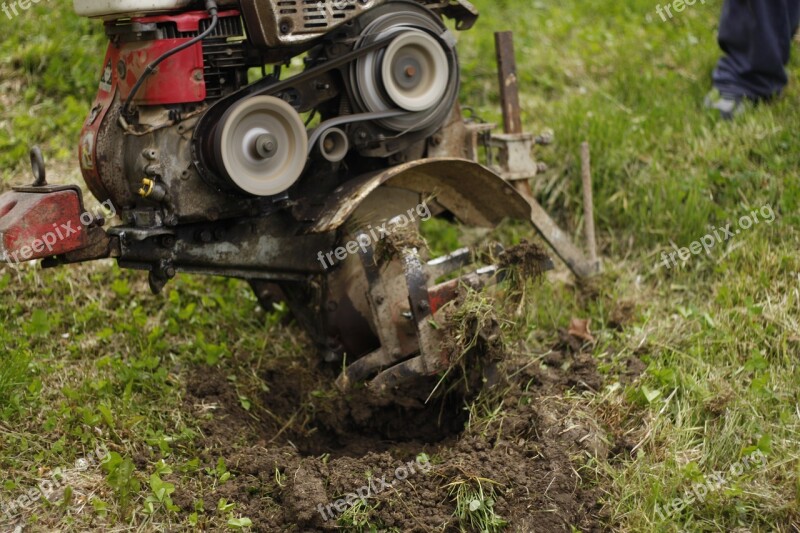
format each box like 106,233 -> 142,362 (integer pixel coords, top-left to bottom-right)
335,236 -> 551,394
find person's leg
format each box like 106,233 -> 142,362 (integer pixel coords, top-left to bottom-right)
712,0 -> 800,100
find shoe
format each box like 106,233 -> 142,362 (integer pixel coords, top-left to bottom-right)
704,89 -> 746,120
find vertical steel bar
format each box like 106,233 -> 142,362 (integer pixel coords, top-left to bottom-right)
495,31 -> 532,195
495,31 -> 523,135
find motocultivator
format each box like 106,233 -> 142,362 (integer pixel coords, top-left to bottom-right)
0,0 -> 598,400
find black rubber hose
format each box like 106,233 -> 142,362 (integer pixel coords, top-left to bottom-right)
122,0 -> 219,118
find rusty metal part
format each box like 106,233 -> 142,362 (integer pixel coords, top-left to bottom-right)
427,103 -> 494,161
307,158 -> 531,233
324,184 -> 537,392
489,132 -> 539,181
305,157 -> 599,278
367,247 -> 441,391
518,188 -> 601,279
489,32 -> 601,278
495,31 -> 522,136
112,211 -> 336,286
493,30 -> 535,198
334,229 -> 552,392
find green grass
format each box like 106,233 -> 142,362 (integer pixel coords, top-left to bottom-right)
2,0 -> 800,531
0,6 -> 104,175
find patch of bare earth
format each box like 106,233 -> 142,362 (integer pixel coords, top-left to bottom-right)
176,337 -> 612,532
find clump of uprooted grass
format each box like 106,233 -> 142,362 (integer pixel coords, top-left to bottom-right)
446,475 -> 507,533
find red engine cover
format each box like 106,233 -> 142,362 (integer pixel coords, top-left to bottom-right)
117,38 -> 206,105
115,9 -> 241,106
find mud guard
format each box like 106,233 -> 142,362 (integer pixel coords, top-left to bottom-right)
309,158 -> 598,278
307,158 -> 532,234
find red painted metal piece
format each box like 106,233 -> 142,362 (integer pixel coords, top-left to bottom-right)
0,190 -> 89,264
117,38 -> 206,105
427,279 -> 459,315
79,45 -> 116,204
115,9 -> 241,105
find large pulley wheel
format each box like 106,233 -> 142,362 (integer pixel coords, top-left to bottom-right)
382,30 -> 449,112
350,7 -> 459,133
213,96 -> 308,197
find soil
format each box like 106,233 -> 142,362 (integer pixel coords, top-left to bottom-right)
177,334 -> 614,532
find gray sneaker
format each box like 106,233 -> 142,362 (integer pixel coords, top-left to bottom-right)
704,89 -> 747,120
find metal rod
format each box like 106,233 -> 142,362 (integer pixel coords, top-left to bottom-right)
581,141 -> 598,265
494,31 -> 532,196
494,31 -> 523,135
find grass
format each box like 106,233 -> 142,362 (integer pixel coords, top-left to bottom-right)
446,477 -> 507,533
1,0 -> 800,531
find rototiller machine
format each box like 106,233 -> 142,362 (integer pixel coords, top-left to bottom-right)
0,0 -> 598,397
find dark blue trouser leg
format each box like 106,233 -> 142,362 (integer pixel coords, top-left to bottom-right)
713,0 -> 800,100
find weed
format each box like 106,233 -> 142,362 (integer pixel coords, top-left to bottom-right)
336,498 -> 383,532
446,476 -> 507,533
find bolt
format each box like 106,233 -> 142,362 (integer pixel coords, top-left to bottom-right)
164,266 -> 176,278
199,230 -> 213,243
256,134 -> 278,159
160,235 -> 176,248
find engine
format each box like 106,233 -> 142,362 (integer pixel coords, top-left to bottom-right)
77,0 -> 477,227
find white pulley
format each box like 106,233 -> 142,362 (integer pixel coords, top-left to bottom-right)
215,96 -> 308,196
349,9 -> 458,133
381,30 -> 449,112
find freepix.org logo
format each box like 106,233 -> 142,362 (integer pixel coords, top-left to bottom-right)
3,200 -> 116,268
2,0 -> 50,20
